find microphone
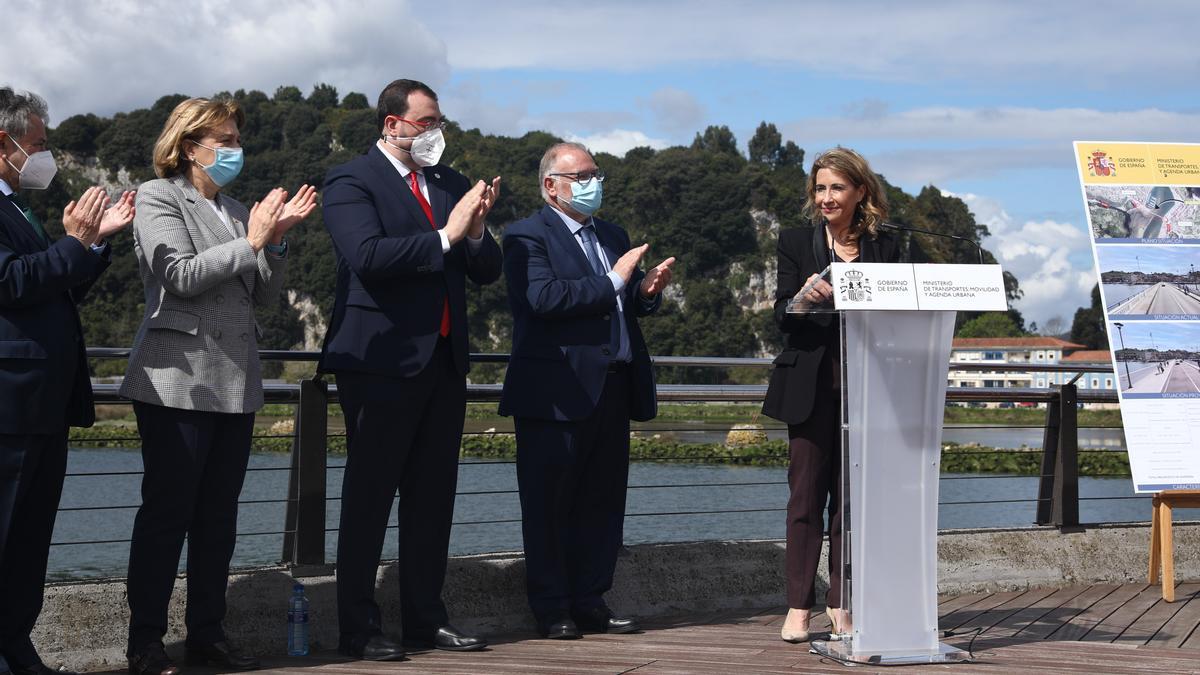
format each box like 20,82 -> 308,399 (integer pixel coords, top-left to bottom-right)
877,222 -> 986,265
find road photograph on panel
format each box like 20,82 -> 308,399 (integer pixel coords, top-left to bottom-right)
1086,185 -> 1200,242
1097,245 -> 1200,319
1110,321 -> 1200,395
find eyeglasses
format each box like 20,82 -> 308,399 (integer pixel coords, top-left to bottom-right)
549,169 -> 606,185
393,116 -> 445,132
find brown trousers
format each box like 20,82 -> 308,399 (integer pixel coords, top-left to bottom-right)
785,349 -> 843,610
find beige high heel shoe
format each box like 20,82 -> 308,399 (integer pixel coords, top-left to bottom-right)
826,606 -> 852,641
780,608 -> 811,643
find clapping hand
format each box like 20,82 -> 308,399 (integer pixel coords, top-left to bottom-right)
246,188 -> 286,252
62,186 -> 110,247
275,184 -> 318,238
639,256 -> 676,298
470,176 -> 501,238
98,190 -> 136,240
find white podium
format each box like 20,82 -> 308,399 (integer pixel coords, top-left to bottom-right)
792,263 -> 1006,666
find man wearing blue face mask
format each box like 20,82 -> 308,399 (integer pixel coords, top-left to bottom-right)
500,142 -> 675,639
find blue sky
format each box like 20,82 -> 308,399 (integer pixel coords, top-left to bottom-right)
7,0 -> 1199,327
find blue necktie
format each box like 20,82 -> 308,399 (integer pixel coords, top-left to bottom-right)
578,225 -> 607,276
579,225 -> 624,359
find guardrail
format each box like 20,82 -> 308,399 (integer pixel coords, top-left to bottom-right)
63,349 -> 1123,576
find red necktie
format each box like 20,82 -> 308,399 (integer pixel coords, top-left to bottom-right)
409,171 -> 451,338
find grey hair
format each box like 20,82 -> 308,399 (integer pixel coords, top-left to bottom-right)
538,141 -> 591,200
0,86 -> 50,140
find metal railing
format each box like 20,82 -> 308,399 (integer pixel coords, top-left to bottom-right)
61,349 -> 1125,576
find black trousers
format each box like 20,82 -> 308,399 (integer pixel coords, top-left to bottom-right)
514,366 -> 631,625
126,401 -> 254,651
785,348 -> 843,610
335,339 -> 466,639
0,431 -> 68,667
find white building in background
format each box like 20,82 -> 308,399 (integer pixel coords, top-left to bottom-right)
948,338 -> 1117,408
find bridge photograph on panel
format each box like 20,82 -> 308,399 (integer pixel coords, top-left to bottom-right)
1111,323 -> 1200,395
1100,246 -> 1200,319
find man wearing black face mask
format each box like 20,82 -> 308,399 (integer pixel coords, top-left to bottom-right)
319,79 -> 503,661
0,86 -> 132,675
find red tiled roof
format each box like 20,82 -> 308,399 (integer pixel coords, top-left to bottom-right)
952,337 -> 1087,349
1062,350 -> 1113,363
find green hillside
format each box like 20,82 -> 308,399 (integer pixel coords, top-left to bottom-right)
26,84 -> 1026,383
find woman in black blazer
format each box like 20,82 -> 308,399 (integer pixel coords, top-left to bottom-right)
762,147 -> 900,643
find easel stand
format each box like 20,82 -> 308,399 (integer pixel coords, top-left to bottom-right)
1149,489 -> 1200,602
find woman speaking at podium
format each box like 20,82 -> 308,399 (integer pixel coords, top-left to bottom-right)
762,147 -> 900,644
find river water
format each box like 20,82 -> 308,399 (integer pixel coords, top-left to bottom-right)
49,424 -> 1179,581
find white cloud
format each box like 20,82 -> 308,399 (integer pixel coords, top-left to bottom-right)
566,130 -> 669,157
788,107 -> 1200,144
868,144 -> 1068,186
952,191 -> 1098,328
5,0 -> 450,120
429,1 -> 1193,85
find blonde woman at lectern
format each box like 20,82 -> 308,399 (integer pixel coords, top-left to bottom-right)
761,147 -> 900,643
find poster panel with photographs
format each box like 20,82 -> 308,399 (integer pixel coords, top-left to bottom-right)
1075,141 -> 1200,492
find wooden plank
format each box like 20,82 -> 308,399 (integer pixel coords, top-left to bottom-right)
938,589 -> 1027,632
1145,582 -> 1200,648
1116,582 -> 1200,645
947,586 -> 1059,636
1047,583 -> 1150,641
1019,583 -> 1121,640
984,584 -> 1091,639
1080,583 -> 1165,643
99,589 -> 1200,675
936,589 -> 995,618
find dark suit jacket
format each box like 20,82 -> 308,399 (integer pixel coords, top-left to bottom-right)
319,145 -> 502,377
761,225 -> 900,425
0,195 -> 109,434
499,205 -> 658,422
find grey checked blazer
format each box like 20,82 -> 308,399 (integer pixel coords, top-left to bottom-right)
120,175 -> 287,413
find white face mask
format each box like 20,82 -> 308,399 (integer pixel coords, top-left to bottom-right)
5,143 -> 58,190
384,127 -> 446,167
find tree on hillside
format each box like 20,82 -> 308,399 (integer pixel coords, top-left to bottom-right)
956,312 -> 1026,338
691,125 -> 739,156
34,91 -> 1027,376
1070,284 -> 1109,349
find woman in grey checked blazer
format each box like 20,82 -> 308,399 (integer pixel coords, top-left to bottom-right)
120,97 -> 317,675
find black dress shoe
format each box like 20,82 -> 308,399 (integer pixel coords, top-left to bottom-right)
538,618 -> 581,639
404,625 -> 487,652
184,640 -> 259,670
127,642 -> 179,675
338,634 -> 406,661
572,605 -> 640,634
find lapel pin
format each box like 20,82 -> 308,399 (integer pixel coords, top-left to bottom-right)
433,172 -> 441,179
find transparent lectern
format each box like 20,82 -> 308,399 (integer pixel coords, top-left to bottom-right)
788,262 -> 1006,665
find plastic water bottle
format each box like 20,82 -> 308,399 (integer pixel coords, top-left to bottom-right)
287,583 -> 310,656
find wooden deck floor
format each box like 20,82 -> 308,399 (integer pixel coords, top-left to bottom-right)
186,583 -> 1200,674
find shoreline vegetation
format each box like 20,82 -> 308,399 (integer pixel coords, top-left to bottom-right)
73,405 -> 1130,477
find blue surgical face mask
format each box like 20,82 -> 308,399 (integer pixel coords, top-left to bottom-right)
558,176 -> 603,216
191,141 -> 244,187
